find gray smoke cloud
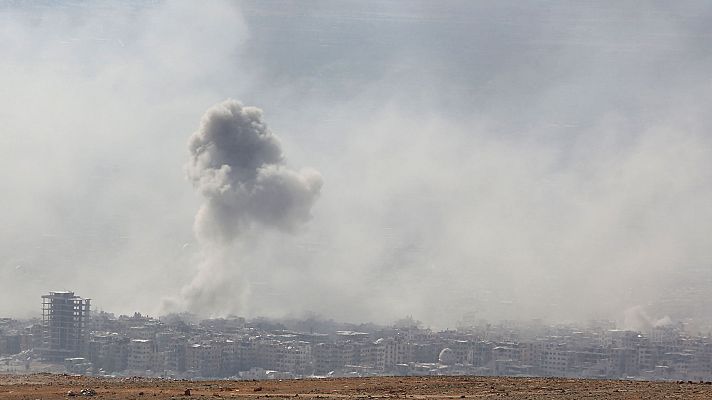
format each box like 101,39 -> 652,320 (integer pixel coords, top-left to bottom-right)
188,99 -> 322,242
172,99 -> 322,313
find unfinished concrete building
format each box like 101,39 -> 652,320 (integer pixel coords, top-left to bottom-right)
40,291 -> 90,361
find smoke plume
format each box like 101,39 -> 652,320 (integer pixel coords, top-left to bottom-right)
170,99 -> 322,314
187,99 -> 323,243
5,1 -> 712,329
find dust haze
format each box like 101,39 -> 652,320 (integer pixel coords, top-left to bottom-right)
2,1 -> 712,329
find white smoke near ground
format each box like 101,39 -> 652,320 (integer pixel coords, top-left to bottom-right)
622,306 -> 674,332
164,100 -> 322,314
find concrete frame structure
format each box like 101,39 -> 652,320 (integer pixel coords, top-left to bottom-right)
40,291 -> 90,361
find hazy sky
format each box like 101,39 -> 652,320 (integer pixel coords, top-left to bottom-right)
2,1 -> 712,330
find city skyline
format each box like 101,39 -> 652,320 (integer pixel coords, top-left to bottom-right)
1,290 -> 711,381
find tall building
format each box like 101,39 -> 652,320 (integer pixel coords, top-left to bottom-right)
40,291 -> 90,361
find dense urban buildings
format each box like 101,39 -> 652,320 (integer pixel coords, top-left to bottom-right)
1,292 -> 712,381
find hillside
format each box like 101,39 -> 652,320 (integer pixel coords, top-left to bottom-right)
1,374 -> 711,399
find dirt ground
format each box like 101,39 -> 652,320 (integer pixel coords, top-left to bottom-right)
1,374 -> 712,399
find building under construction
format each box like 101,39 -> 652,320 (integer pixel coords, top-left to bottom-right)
40,291 -> 90,361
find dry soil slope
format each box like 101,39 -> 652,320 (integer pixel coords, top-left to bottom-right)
1,374 -> 712,399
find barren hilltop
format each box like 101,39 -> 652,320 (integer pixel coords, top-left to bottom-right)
2,374 -> 712,400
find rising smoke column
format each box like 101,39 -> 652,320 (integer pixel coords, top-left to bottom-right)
175,99 -> 322,314
187,99 -> 322,242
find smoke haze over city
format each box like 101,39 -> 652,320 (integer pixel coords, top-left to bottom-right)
2,1 -> 712,329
